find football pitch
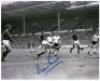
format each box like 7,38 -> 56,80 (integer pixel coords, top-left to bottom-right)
1,45 -> 99,80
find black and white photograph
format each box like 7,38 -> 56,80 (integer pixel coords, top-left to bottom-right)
1,0 -> 99,80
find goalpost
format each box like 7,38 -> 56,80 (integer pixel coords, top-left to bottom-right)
23,14 -> 26,35
57,11 -> 60,34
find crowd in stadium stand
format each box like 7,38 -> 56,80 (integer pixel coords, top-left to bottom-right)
11,29 -> 96,49
11,35 -> 39,48
8,16 -> 98,49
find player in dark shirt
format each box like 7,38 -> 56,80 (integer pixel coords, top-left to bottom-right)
70,32 -> 82,54
1,24 -> 14,62
72,34 -> 78,41
37,32 -> 46,59
40,32 -> 45,43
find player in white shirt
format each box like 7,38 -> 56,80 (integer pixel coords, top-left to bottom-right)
46,35 -> 53,46
37,39 -> 48,59
46,32 -> 54,53
41,39 -> 48,49
52,33 -> 61,55
88,33 -> 99,55
37,32 -> 54,59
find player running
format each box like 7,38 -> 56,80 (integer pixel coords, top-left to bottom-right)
70,31 -> 82,54
37,31 -> 61,59
45,32 -> 54,53
52,32 -> 61,55
36,32 -> 61,73
40,31 -> 45,44
37,32 -> 53,59
88,32 -> 99,55
1,24 -> 14,62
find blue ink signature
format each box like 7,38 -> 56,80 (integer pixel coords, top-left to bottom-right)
36,55 -> 62,75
